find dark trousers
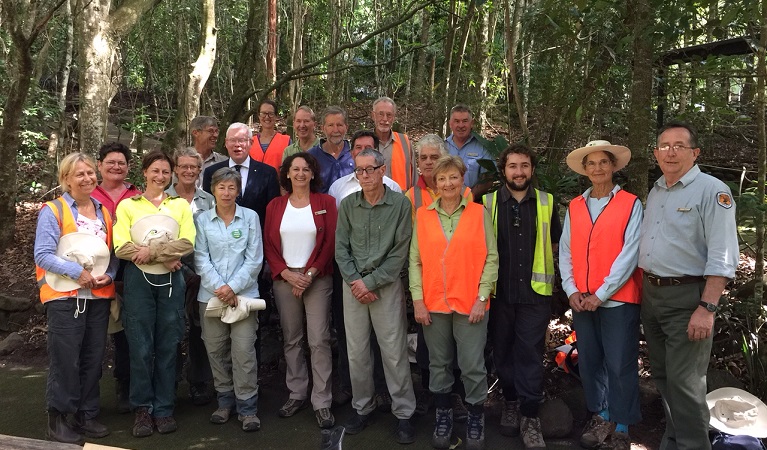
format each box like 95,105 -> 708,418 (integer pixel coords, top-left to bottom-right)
490,301 -> 549,417
183,273 -> 212,386
112,330 -> 130,384
123,263 -> 186,418
46,297 -> 110,419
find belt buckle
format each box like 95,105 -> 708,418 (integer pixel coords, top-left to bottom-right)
647,274 -> 660,286
671,278 -> 681,286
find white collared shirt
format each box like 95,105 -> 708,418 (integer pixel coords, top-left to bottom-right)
229,157 -> 252,195
328,172 -> 402,208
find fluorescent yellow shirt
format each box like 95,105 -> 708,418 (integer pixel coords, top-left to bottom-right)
114,194 -> 196,252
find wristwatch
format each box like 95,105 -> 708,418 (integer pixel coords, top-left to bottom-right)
306,271 -> 314,279
699,301 -> 719,313
478,295 -> 488,303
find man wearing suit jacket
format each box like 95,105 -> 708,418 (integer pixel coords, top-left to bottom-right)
202,122 -> 280,228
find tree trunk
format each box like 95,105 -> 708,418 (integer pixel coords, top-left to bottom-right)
448,0 -> 477,108
288,0 -> 308,115
266,0 -> 277,92
625,0 -> 653,201
162,0 -> 217,152
754,0 -> 766,304
476,1 -> 493,131
505,0 -> 528,140
74,0 -> 162,155
412,8 -> 430,98
440,0 -> 457,134
48,0 -> 73,161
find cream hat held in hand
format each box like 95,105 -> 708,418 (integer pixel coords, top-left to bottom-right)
129,214 -> 180,275
205,296 -> 267,324
45,232 -> 111,292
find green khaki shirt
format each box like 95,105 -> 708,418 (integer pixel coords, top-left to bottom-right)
409,196 -> 499,301
282,137 -> 321,162
336,186 -> 412,291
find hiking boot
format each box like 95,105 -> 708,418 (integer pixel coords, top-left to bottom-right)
500,400 -> 520,437
465,408 -> 485,450
396,418 -> 416,444
154,416 -> 177,434
415,390 -> 433,417
344,413 -> 370,435
316,407 -> 335,429
239,414 -> 261,432
210,407 -> 233,424
131,407 -> 153,438
432,407 -> 453,449
47,411 -> 84,445
116,381 -> 130,414
189,382 -> 212,406
278,398 -> 308,417
73,412 -> 109,438
602,431 -> 630,450
376,391 -> 393,412
580,415 -> 613,449
451,393 -> 468,423
520,416 -> 546,449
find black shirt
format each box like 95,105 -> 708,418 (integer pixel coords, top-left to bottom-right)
494,185 -> 561,304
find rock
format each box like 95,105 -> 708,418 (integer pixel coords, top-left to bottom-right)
707,368 -> 745,391
7,309 -> 34,332
540,397 -> 573,438
0,332 -> 24,356
557,385 -> 590,422
0,294 -> 34,312
0,311 -> 9,332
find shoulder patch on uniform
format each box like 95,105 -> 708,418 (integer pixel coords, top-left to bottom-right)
716,191 -> 733,209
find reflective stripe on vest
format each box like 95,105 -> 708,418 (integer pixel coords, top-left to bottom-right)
390,133 -> 415,190
569,190 -> 642,304
416,202 -> 488,314
483,189 -> 555,296
249,133 -> 291,171
35,197 -> 115,303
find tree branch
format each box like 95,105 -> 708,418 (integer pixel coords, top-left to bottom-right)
30,0 -> 69,42
109,0 -> 164,38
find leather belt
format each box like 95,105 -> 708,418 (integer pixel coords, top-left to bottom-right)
644,272 -> 705,287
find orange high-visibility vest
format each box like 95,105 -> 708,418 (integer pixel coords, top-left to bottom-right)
35,197 -> 115,303
249,133 -> 291,172
569,189 -> 641,304
390,133 -> 415,191
416,202 -> 488,315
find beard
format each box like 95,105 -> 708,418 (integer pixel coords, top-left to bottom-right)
505,177 -> 532,192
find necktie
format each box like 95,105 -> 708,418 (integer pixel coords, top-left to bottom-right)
234,164 -> 243,203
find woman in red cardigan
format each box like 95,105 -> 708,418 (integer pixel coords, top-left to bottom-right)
264,152 -> 338,429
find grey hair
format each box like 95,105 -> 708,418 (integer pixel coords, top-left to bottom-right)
372,96 -> 397,113
356,148 -> 385,167
449,104 -> 473,119
227,122 -> 253,139
415,134 -> 448,156
189,116 -> 217,132
295,105 -> 316,121
321,106 -> 348,125
174,146 -> 203,167
211,167 -> 242,193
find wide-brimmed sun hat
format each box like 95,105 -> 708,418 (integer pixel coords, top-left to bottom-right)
205,296 -> 267,323
566,140 -> 631,176
706,387 -> 767,438
46,232 -> 111,292
129,214 -> 180,275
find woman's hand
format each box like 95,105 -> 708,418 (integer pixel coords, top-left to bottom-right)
281,269 -> 311,290
132,246 -> 152,265
468,297 -> 486,324
92,274 -> 113,289
413,300 -> 431,326
214,284 -> 237,306
76,269 -> 97,289
162,259 -> 183,272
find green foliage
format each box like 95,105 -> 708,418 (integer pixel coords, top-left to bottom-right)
715,298 -> 767,399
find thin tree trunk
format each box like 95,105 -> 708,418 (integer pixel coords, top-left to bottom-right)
413,8 -> 430,97
754,0 -> 766,303
48,0 -> 73,160
440,0 -> 457,135
448,0 -> 476,108
288,0 -> 307,115
506,0 -> 528,140
266,0 -> 277,92
476,1 -> 493,130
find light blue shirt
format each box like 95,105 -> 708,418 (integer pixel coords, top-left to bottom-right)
639,165 -> 738,279
446,132 -> 492,188
559,185 -> 643,307
194,205 -> 263,302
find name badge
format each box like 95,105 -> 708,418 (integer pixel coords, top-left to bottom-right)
467,152 -> 479,157
315,210 -> 327,215
231,229 -> 242,238
677,208 -> 691,212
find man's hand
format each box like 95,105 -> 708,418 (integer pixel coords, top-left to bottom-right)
688,307 -> 715,341
581,294 -> 602,312
468,297 -> 487,324
413,300 -> 431,325
350,279 -> 370,299
569,292 -> 585,312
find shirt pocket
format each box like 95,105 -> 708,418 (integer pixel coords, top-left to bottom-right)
662,204 -> 701,241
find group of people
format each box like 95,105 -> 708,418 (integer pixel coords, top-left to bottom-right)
33,94 -> 738,450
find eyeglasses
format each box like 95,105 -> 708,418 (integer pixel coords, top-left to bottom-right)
511,204 -> 521,227
102,160 -> 127,167
585,159 -> 613,169
354,165 -> 383,176
656,144 -> 693,153
259,112 -> 276,118
226,138 -> 250,144
177,164 -> 201,172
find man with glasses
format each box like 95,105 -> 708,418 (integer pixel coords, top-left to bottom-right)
335,148 -> 416,444
308,106 -> 353,194
482,143 -> 561,449
639,121 -> 738,450
371,97 -> 415,191
190,116 -> 227,186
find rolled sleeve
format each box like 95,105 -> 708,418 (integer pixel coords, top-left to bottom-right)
703,186 -> 739,279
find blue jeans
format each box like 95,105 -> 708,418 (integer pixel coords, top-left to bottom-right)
572,303 -> 641,425
46,297 -> 110,418
122,263 -> 185,418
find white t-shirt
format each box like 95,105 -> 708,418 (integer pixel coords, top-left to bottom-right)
280,202 -> 317,268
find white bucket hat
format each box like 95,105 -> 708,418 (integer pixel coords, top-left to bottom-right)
706,387 -> 767,437
566,140 -> 632,176
129,214 -> 180,275
46,232 -> 111,292
205,296 -> 266,323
